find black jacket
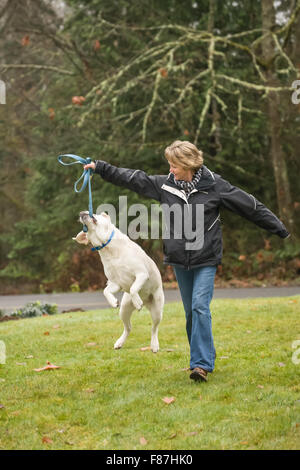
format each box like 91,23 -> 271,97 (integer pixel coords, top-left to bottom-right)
94,161 -> 290,270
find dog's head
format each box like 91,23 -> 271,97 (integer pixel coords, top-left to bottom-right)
73,211 -> 113,247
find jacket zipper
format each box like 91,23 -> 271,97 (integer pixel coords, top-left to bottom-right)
207,214 -> 220,231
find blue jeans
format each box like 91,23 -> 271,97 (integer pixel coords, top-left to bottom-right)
174,265 -> 217,372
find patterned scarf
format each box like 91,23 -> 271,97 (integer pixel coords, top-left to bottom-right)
169,167 -> 203,197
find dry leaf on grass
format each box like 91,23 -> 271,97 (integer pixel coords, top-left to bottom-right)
0,404 -> 5,409
42,436 -> 53,444
34,361 -> 61,372
86,342 -> 98,347
162,397 -> 175,405
257,385 -> 264,389
44,331 -> 50,336
140,346 -> 151,351
139,437 -> 148,446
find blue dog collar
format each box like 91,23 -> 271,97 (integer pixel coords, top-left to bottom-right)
91,229 -> 115,251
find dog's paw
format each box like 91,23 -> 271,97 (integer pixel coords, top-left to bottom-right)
151,341 -> 159,353
109,297 -> 119,309
114,338 -> 124,350
131,294 -> 143,311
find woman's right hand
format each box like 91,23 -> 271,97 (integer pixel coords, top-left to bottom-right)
84,162 -> 96,171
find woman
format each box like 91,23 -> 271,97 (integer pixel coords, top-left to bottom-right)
84,140 -> 290,383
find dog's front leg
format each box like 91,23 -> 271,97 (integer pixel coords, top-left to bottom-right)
130,272 -> 149,310
103,281 -> 121,308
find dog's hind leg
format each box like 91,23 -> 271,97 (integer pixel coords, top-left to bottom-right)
145,288 -> 164,353
129,272 -> 149,310
114,293 -> 135,350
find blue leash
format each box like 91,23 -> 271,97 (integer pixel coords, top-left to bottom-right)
58,153 -> 94,232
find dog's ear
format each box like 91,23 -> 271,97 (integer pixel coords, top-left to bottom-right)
72,231 -> 89,245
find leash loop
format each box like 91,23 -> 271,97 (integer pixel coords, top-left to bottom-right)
58,154 -> 94,232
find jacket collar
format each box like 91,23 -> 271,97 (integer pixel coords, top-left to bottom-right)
166,165 -> 216,191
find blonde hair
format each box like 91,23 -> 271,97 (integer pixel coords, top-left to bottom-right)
164,140 -> 204,170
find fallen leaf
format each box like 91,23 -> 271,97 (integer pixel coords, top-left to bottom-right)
84,388 -> 95,393
257,385 -> 264,389
16,362 -> 26,366
166,349 -> 174,352
34,361 -> 61,372
186,431 -> 198,436
26,355 -> 34,359
167,433 -> 177,440
139,437 -> 148,446
62,308 -> 85,313
52,325 -> 60,329
86,342 -> 97,347
44,331 -> 50,336
238,254 -> 246,261
183,129 -> 190,136
42,436 -> 53,444
11,410 -> 21,416
140,346 -> 151,351
0,404 -> 5,409
162,397 -> 175,405
296,423 -> 300,428
220,356 -> 229,359
181,367 -> 190,371
240,441 -> 249,445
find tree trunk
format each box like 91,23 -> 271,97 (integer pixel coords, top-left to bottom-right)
208,0 -> 222,155
261,0 -> 295,234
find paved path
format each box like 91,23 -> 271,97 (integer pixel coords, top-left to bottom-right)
0,286 -> 299,314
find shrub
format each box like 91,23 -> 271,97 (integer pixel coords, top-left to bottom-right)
10,301 -> 58,319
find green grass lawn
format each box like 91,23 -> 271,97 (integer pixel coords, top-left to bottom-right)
0,296 -> 299,450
